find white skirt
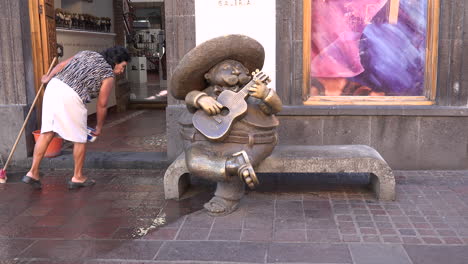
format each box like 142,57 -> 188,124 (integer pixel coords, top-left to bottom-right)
41,78 -> 88,143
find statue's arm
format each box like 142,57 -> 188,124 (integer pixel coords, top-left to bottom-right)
259,89 -> 282,115
185,90 -> 208,113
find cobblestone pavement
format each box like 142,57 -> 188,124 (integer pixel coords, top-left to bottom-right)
1,169 -> 468,263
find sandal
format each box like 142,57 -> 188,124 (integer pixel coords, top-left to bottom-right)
22,175 -> 42,190
68,178 -> 96,190
204,196 -> 239,217
238,164 -> 259,189
231,151 -> 259,189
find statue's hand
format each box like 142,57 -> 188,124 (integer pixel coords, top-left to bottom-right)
197,95 -> 223,115
249,80 -> 269,99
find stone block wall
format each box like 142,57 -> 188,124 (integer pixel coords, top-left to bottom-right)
0,0 -> 36,161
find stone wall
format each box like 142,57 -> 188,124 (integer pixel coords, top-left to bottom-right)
276,114 -> 468,170
0,0 -> 36,162
164,0 -> 196,160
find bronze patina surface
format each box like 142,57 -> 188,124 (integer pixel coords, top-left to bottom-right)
170,34 -> 265,100
171,35 -> 282,216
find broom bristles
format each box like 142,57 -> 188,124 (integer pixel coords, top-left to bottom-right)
0,169 -> 6,183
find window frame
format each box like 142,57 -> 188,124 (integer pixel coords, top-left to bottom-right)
302,0 -> 440,105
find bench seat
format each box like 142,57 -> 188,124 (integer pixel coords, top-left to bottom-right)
164,145 -> 396,201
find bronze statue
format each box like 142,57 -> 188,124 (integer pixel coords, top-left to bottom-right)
171,35 -> 282,216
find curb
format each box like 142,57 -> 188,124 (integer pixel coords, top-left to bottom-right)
10,151 -> 171,170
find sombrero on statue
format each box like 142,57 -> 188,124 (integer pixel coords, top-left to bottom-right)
170,34 -> 265,100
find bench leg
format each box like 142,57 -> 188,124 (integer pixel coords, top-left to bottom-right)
370,172 -> 396,201
164,154 -> 191,200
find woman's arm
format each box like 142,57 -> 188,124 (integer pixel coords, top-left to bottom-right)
94,77 -> 115,136
41,56 -> 74,83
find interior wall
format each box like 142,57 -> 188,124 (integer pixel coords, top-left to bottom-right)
59,0 -> 115,32
56,29 -> 117,114
56,0 -> 118,114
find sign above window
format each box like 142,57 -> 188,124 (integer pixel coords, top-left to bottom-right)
195,0 -> 277,90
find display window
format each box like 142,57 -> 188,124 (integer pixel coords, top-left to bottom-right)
303,0 -> 440,105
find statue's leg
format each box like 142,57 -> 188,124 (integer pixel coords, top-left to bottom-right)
205,142 -> 276,216
185,144 -> 228,182
224,141 -> 277,189
186,141 -> 275,216
204,177 -> 244,216
226,150 -> 258,189
186,142 -> 261,185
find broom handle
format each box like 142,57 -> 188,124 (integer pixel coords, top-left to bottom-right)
3,57 -> 58,170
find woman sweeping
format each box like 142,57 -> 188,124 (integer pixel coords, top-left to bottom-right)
22,46 -> 130,190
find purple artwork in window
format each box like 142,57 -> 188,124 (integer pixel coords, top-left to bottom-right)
310,0 -> 427,96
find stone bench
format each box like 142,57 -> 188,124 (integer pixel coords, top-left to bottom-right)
164,145 -> 396,201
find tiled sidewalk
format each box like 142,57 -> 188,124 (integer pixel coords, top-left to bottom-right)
1,169 -> 468,263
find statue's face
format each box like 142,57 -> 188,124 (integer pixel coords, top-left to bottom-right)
205,60 -> 251,94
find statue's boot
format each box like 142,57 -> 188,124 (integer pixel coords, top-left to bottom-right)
226,150 -> 259,189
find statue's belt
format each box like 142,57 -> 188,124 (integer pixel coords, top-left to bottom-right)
182,130 -> 278,146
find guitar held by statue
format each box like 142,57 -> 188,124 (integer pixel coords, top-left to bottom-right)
192,70 -> 271,141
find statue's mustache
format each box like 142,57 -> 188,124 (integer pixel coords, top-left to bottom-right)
223,74 -> 250,86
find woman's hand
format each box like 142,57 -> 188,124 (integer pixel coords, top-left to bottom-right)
41,75 -> 51,84
93,126 -> 102,137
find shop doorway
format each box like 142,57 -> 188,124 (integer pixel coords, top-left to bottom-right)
29,0 -> 57,127
28,0 -> 168,154
124,0 -> 168,104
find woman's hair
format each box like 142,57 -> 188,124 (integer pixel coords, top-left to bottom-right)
100,46 -> 131,68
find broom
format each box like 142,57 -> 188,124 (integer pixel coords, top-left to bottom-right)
0,57 -> 58,183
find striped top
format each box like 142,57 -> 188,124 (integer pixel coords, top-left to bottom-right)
55,50 -> 114,103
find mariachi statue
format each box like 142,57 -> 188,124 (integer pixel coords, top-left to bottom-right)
170,35 -> 282,216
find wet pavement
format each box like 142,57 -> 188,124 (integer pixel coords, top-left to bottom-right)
1,169 -> 468,263
20,109 -> 170,171
80,109 -> 167,153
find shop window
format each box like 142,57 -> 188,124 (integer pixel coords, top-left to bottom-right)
303,0 -> 440,105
